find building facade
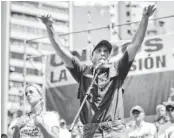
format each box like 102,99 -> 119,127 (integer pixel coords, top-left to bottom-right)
7,1 -> 174,126
8,1 -> 72,113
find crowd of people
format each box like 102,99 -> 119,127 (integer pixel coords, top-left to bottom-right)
126,98 -> 174,138
6,84 -> 174,138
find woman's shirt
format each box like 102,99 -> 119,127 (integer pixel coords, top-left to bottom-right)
19,111 -> 59,138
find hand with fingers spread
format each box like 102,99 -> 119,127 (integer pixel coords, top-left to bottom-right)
143,5 -> 156,17
40,14 -> 54,27
14,116 -> 28,129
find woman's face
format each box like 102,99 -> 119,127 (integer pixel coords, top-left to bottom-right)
157,107 -> 166,117
25,86 -> 42,106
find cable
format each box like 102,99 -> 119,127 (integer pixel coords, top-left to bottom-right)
27,43 -> 45,56
26,15 -> 174,42
25,15 -> 174,59
24,42 -> 45,72
28,59 -> 43,73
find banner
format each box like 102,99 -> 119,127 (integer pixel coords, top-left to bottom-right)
45,34 -> 174,124
46,34 -> 174,87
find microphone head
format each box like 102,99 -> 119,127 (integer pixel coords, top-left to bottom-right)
99,59 -> 105,64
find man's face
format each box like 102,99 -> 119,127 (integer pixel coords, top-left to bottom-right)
132,110 -> 144,121
25,86 -> 42,106
91,45 -> 110,66
167,106 -> 174,118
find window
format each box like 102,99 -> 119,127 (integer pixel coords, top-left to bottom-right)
11,52 -> 24,60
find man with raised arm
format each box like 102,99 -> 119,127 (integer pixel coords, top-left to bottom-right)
41,5 -> 156,138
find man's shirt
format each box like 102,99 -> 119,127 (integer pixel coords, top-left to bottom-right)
127,121 -> 157,138
67,51 -> 133,124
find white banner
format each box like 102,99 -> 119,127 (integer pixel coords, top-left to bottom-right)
45,34 -> 174,87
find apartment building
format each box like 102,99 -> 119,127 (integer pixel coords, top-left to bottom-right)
8,1 -> 72,110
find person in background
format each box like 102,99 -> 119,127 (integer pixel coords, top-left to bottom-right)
71,119 -> 83,138
8,110 -> 23,135
77,120 -> 83,137
11,84 -> 59,138
59,119 -> 71,138
1,134 -> 8,138
154,104 -> 171,137
163,101 -> 174,138
71,125 -> 81,138
127,105 -> 156,138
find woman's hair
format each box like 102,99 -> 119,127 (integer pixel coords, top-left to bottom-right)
25,84 -> 44,108
25,84 -> 43,97
156,104 -> 166,112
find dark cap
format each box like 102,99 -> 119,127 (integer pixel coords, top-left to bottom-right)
92,40 -> 112,55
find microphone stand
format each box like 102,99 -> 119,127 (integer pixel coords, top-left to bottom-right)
69,69 -> 100,132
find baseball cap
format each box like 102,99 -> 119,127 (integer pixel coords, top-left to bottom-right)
163,101 -> 174,112
92,40 -> 112,55
130,105 -> 144,115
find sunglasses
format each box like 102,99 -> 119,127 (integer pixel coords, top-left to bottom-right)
132,110 -> 141,115
166,107 -> 174,112
25,90 -> 34,96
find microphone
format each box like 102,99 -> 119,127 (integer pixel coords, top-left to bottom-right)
94,60 -> 108,74
36,16 -> 55,23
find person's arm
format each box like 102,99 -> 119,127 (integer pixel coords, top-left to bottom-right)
38,125 -> 59,138
127,5 -> 156,62
12,116 -> 28,138
12,126 -> 20,138
35,116 -> 59,138
41,15 -> 73,68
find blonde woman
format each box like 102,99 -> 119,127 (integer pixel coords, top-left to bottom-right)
12,84 -> 59,138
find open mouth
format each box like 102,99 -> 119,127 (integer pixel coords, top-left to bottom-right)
27,97 -> 31,101
100,57 -> 106,61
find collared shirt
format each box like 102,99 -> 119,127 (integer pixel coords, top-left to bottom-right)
67,51 -> 133,124
164,124 -> 174,138
127,121 -> 157,138
154,117 -> 171,137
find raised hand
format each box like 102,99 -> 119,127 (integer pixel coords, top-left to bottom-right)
143,5 -> 156,17
15,116 -> 28,129
40,14 -> 54,27
34,116 -> 44,127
